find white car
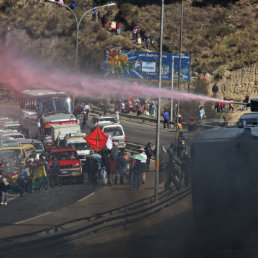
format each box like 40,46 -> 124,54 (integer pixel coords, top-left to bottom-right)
90,116 -> 118,131
99,123 -> 126,149
0,132 -> 25,139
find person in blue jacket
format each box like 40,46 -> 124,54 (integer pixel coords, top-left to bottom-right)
163,110 -> 170,128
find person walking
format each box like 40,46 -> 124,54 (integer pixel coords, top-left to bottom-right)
163,110 -> 170,128
144,142 -> 153,172
1,172 -> 10,206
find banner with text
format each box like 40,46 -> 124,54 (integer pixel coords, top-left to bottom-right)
104,50 -> 191,83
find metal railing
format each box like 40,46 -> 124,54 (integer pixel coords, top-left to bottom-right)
0,186 -> 191,251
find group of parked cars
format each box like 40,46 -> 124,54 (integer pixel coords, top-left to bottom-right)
0,113 -> 126,185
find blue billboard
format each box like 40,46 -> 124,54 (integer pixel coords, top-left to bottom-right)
104,50 -> 191,83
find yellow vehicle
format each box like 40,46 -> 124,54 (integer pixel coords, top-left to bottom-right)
0,142 -> 35,171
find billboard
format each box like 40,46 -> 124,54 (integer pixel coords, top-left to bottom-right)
104,50 -> 191,83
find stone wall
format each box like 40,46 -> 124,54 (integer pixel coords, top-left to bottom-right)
219,63 -> 258,100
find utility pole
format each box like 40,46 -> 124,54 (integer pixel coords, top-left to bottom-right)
155,0 -> 164,202
175,0 -> 183,141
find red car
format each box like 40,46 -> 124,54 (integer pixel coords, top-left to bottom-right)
49,147 -> 83,184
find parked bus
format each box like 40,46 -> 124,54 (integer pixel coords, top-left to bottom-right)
19,89 -> 78,147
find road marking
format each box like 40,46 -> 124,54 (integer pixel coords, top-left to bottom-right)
15,212 -> 52,225
78,192 -> 95,202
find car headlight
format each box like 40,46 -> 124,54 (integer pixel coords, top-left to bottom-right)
72,164 -> 80,168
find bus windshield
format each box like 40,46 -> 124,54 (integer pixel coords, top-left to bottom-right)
39,97 -> 72,114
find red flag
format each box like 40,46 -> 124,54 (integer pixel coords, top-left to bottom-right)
84,125 -> 108,151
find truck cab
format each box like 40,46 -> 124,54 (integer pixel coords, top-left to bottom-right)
49,123 -> 81,149
49,147 -> 83,184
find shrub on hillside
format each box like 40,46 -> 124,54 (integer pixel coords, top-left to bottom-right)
115,3 -> 140,29
45,15 -> 59,31
96,29 -> 109,41
193,78 -> 209,95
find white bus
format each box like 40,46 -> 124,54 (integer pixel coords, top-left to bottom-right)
19,89 -> 78,148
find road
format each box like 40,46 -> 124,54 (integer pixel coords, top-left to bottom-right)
0,109 -> 194,228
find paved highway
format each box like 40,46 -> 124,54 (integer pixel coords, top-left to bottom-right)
0,110 -> 194,228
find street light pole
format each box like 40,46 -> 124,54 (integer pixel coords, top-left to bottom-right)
175,0 -> 183,141
155,0 -> 164,202
48,1 -> 116,72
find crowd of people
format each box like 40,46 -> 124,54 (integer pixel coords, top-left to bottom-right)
119,98 -> 156,117
84,142 -> 151,190
0,151 -> 50,206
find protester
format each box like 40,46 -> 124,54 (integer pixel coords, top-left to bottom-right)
144,142 -> 153,172
162,144 -> 180,191
101,15 -> 107,28
51,157 -> 60,186
220,101 -> 226,113
145,35 -> 151,49
133,159 -> 142,190
149,102 -> 155,116
136,103 -> 142,116
70,1 -> 77,9
86,150 -> 99,184
92,8 -> 98,21
137,33 -> 142,45
120,101 -> 125,113
109,155 -> 119,185
181,151 -> 191,187
109,21 -> 116,32
199,106 -> 205,120
187,116 -> 197,131
178,114 -> 183,130
220,116 -> 228,127
139,148 -> 147,184
97,11 -> 101,22
0,172 -> 10,206
116,22 -> 121,35
212,83 -> 218,98
163,110 -> 170,128
228,98 -> 234,112
82,104 -> 90,127
132,26 -> 138,42
118,150 -> 127,184
215,102 -> 220,113
243,95 -> 249,110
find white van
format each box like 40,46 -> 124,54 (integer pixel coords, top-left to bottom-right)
100,123 -> 126,149
65,133 -> 91,164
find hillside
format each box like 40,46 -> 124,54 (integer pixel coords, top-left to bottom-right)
0,0 -> 257,76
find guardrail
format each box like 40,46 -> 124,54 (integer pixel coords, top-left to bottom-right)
91,107 -> 219,131
0,186 -> 192,252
